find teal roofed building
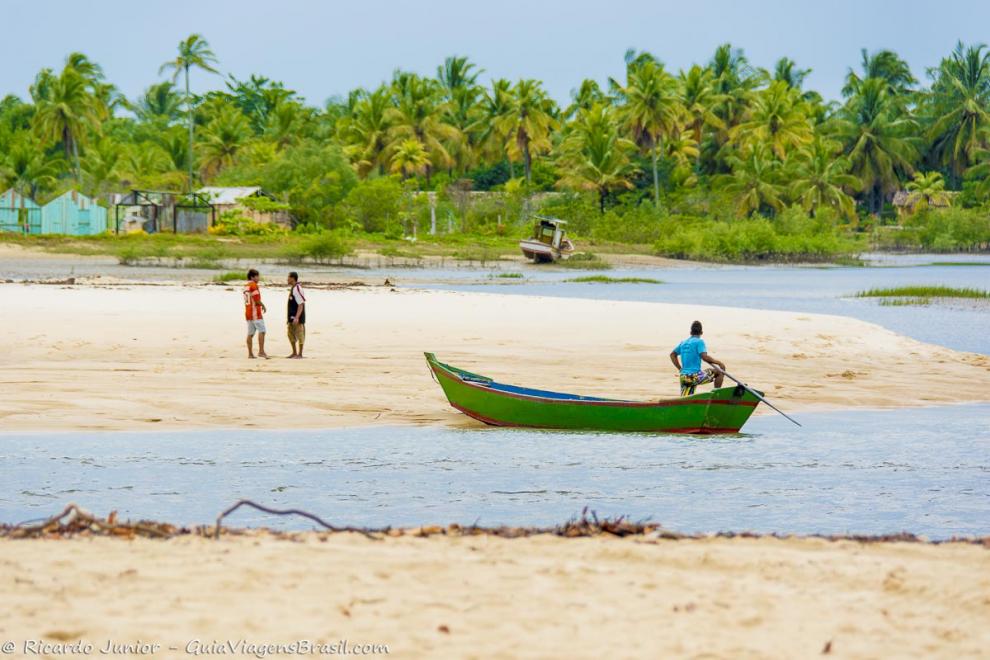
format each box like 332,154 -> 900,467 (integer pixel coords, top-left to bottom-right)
40,190 -> 108,235
0,189 -> 41,234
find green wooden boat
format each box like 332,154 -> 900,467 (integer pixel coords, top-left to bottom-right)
426,353 -> 761,434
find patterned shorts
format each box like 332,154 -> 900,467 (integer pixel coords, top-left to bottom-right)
679,368 -> 716,396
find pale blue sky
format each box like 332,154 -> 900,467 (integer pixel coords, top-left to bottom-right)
2,0 -> 988,106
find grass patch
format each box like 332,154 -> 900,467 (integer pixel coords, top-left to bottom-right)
490,272 -> 524,279
856,286 -> 990,299
927,261 -> 990,267
565,275 -> 663,284
557,252 -> 612,270
377,245 -> 423,260
213,271 -> 245,282
451,245 -> 505,263
879,297 -> 932,306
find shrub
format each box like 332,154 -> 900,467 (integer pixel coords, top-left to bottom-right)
652,212 -> 861,262
209,211 -> 289,237
283,230 -> 353,263
342,177 -> 404,232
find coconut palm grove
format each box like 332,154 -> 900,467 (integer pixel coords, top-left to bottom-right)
3,35 -> 990,260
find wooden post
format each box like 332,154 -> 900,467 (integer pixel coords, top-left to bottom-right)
429,193 -> 436,235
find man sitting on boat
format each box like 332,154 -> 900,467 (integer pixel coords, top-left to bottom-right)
670,321 -> 726,396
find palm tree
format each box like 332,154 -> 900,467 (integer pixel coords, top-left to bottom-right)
830,78 -> 921,214
772,57 -> 811,90
198,105 -> 250,178
842,49 -> 916,98
386,73 -> 459,185
338,86 -> 393,176
479,79 -> 516,175
0,138 -> 63,199
905,171 -> 951,212
679,65 -> 725,149
437,56 -> 481,96
494,79 -> 557,184
926,41 -> 990,180
390,138 -> 430,180
555,103 -> 638,212
787,138 -> 860,218
614,60 -> 683,206
81,137 -> 124,196
731,81 -> 813,159
32,67 -> 100,177
436,60 -> 484,175
134,81 -> 183,123
226,74 -> 295,133
707,43 -> 760,172
264,102 -> 311,150
715,143 -> 785,216
121,143 -> 173,189
565,79 -> 607,119
709,44 -> 758,126
160,34 -> 219,191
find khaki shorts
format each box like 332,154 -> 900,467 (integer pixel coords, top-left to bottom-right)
246,319 -> 266,336
287,322 -> 306,344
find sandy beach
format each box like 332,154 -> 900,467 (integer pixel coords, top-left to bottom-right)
1,532 -> 987,658
0,281 -> 988,433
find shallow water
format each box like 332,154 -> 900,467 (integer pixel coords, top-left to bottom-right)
3,404 -> 988,539
417,259 -> 990,354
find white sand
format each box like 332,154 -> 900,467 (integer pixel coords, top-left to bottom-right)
1,283 -> 988,432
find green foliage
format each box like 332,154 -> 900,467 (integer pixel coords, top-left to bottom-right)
282,230 -> 353,263
342,177 -> 404,232
590,204 -> 666,244
219,141 -> 357,228
653,209 -> 861,262
9,42 -> 990,261
239,195 -> 291,213
875,207 -> 990,251
210,210 -> 288,236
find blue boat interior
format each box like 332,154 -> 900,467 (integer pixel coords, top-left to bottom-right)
480,380 -> 618,402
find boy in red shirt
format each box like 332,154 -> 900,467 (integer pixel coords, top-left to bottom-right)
244,268 -> 269,359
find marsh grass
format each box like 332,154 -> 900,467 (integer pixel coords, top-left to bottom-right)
213,271 -> 245,282
490,272 -> 524,279
926,261 -> 990,267
557,252 -> 611,270
879,297 -> 932,306
856,286 -> 990,299
565,275 -> 663,284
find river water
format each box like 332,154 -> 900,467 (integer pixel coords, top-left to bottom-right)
3,254 -> 988,536
3,404 -> 988,539
411,255 -> 990,355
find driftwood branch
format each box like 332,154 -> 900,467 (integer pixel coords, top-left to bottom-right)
214,499 -> 381,540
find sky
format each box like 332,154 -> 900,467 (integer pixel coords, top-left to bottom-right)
2,0 -> 990,107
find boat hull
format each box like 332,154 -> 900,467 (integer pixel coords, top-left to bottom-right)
519,239 -> 557,262
426,353 -> 760,434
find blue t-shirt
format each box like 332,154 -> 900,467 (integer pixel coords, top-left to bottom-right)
673,336 -> 707,375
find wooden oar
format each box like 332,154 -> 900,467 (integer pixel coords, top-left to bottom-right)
714,366 -> 801,427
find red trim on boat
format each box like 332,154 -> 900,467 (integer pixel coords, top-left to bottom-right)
432,362 -> 757,409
